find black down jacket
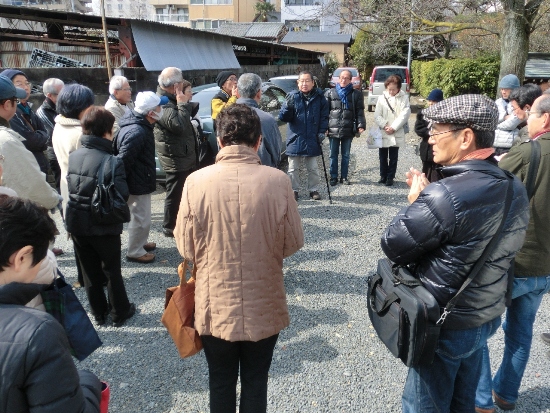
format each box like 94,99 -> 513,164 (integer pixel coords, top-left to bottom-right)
115,110 -> 156,195
0,282 -> 101,413
325,88 -> 366,139
381,159 -> 529,330
65,134 -> 129,236
9,105 -> 49,174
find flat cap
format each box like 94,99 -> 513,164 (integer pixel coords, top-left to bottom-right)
423,94 -> 499,131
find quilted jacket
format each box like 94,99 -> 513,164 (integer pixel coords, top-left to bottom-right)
279,88 -> 329,157
115,110 -> 156,195
325,87 -> 366,139
9,104 -> 49,173
0,282 -> 101,413
174,145 -> 304,341
381,159 -> 529,329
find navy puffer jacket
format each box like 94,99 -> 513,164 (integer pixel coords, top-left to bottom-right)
279,88 -> 329,157
381,159 -> 529,329
325,88 -> 366,139
115,110 -> 156,195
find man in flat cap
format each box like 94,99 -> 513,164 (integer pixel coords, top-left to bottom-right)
380,94 -> 529,412
475,93 -> 550,413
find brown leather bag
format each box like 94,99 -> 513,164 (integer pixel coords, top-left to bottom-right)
161,261 -> 203,358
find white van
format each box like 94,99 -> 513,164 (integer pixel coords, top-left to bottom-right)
367,66 -> 410,112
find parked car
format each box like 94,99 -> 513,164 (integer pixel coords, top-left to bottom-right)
268,75 -> 321,94
366,65 -> 410,112
329,67 -> 363,90
155,82 -> 289,182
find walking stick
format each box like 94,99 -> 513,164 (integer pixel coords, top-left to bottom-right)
318,140 -> 332,204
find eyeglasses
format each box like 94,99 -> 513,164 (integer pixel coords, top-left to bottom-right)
428,127 -> 465,137
525,109 -> 544,117
227,77 -> 238,82
298,79 -> 312,84
13,81 -> 31,88
120,87 -> 132,92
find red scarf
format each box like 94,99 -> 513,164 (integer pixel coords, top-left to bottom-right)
460,148 -> 495,162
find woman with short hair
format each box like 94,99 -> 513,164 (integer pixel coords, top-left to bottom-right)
175,104 -> 304,413
374,74 -> 411,186
65,106 -> 135,327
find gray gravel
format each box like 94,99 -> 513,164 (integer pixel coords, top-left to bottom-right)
51,107 -> 550,413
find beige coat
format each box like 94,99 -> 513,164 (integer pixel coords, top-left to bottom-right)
52,115 -> 82,215
174,145 -> 304,342
105,96 -> 134,137
374,90 -> 411,148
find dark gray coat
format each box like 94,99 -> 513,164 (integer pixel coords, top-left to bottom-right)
381,159 -> 529,329
0,282 -> 101,413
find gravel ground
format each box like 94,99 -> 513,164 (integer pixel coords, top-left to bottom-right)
51,103 -> 550,413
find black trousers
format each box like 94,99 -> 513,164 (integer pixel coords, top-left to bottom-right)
378,147 -> 400,180
163,169 -> 193,231
201,334 -> 279,413
72,234 -> 131,321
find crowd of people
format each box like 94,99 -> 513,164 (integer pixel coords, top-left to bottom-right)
0,65 -> 549,413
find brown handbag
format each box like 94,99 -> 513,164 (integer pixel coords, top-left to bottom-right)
161,260 -> 203,358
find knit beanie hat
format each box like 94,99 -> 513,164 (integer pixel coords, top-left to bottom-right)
426,88 -> 444,103
498,74 -> 520,89
216,71 -> 236,88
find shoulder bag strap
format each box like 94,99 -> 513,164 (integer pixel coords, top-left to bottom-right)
97,155 -> 110,186
109,155 -> 117,185
437,174 -> 515,325
525,139 -> 541,200
384,95 -> 395,114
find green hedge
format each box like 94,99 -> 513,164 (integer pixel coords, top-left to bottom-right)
411,56 -> 500,100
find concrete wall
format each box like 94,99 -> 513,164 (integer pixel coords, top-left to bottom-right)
21,64 -> 323,108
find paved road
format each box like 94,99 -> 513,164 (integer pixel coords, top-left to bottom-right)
51,108 -> 550,413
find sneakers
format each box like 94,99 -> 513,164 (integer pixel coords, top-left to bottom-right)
143,242 -> 156,252
113,303 -> 136,328
329,177 -> 338,186
385,178 -> 394,186
378,177 -> 386,184
341,178 -> 351,185
310,191 -> 321,200
126,252 -> 155,264
492,390 -> 515,411
541,332 -> 550,344
294,191 -> 299,201
163,228 -> 174,238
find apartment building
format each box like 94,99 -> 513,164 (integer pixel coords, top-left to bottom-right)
148,0 -> 279,28
281,0 -> 339,33
103,0 -> 153,19
0,0 -> 91,12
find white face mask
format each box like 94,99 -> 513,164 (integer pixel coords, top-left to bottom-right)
149,107 -> 163,121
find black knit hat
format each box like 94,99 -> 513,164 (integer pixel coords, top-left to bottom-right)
216,71 -> 236,88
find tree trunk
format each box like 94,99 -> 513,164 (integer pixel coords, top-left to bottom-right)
499,0 -> 530,82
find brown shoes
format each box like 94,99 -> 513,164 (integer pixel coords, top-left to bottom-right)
475,407 -> 495,413
126,252 -> 155,264
309,191 -> 321,200
493,390 -> 515,411
52,247 -> 64,256
143,242 -> 156,252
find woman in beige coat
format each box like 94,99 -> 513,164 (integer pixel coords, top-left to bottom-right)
374,74 -> 411,186
175,104 -> 304,413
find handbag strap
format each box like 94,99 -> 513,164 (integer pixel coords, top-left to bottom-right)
97,155 -> 110,186
384,95 -> 395,114
109,155 -> 117,185
177,260 -> 197,287
526,139 -> 541,200
437,173 -> 515,325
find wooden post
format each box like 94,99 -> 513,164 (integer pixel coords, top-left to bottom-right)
100,0 -> 112,79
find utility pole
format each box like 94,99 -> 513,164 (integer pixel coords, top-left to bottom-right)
100,0 -> 112,79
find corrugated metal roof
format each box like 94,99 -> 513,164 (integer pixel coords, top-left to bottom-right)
246,23 -> 286,39
525,53 -> 550,80
216,23 -> 251,38
282,31 -> 351,44
131,20 -> 240,71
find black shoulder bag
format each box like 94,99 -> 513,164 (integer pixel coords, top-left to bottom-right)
91,155 -> 131,225
367,174 -> 514,367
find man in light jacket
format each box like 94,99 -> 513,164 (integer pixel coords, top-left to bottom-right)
105,75 -> 134,136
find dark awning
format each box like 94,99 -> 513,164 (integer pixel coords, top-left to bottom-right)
131,20 -> 240,72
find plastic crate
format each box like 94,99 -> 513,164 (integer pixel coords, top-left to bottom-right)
29,48 -> 91,68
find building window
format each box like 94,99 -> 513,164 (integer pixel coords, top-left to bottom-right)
106,3 -> 111,11
287,20 -> 320,31
118,3 -> 123,10
177,8 -> 189,22
192,19 -> 230,29
285,0 -> 320,4
191,0 -> 232,4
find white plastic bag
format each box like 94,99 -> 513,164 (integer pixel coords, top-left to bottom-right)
367,126 -> 383,149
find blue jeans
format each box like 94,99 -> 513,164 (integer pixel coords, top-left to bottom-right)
402,317 -> 501,413
475,275 -> 550,410
329,137 -> 352,179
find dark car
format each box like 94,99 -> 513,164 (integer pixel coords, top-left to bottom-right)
156,82 -> 288,181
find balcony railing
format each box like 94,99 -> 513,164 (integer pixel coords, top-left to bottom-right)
155,14 -> 189,22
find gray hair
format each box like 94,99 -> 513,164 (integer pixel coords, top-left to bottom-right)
109,76 -> 128,94
158,67 -> 183,89
535,93 -> 550,114
42,78 -> 64,96
237,73 -> 262,99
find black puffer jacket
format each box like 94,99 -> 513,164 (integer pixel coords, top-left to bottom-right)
115,110 -> 156,195
381,159 -> 529,329
36,97 -> 57,145
65,134 -> 129,236
154,87 -> 197,173
325,88 -> 366,139
0,282 -> 101,413
10,104 -> 49,173
414,111 -> 434,162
